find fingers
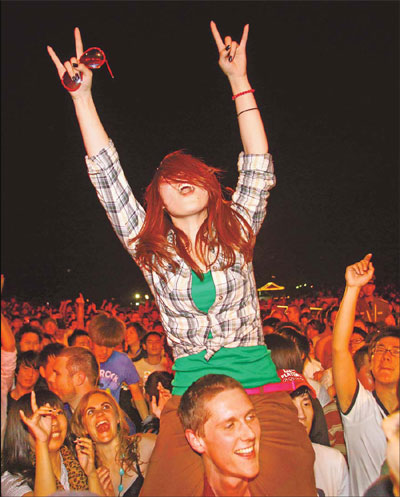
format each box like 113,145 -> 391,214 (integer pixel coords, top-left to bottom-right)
47,45 -> 67,79
362,253 -> 373,264
227,41 -> 238,63
210,21 -> 245,65
239,24 -> 249,49
74,27 -> 84,59
210,21 -> 225,51
31,390 -> 38,412
19,409 -> 29,426
75,437 -> 94,453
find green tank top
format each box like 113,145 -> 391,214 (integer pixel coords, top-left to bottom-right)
171,270 -> 280,395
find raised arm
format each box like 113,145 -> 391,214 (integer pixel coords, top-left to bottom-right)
47,27 -> 109,156
332,254 -> 374,413
210,21 -> 268,154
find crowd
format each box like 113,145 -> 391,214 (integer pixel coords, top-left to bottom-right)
2,19 -> 400,497
1,264 -> 399,496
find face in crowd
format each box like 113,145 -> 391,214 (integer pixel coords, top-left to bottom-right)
187,388 -> 261,483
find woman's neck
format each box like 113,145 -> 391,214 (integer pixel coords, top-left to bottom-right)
171,210 -> 207,243
96,437 -> 121,466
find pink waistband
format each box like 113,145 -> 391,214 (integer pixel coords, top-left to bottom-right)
245,382 -> 294,395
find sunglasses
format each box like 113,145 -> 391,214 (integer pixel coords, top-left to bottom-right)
62,47 -> 114,91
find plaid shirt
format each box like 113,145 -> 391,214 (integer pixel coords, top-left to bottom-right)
86,140 -> 276,360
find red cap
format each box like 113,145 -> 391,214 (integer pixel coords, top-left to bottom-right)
276,369 -> 317,398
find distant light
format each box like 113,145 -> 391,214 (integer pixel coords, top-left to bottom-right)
310,285 -> 314,288
296,285 -> 299,289
66,268 -> 71,273
145,295 -> 149,300
135,302 -> 139,306
135,293 -> 141,299
304,283 -> 307,287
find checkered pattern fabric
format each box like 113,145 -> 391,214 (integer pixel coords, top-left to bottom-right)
86,140 -> 276,360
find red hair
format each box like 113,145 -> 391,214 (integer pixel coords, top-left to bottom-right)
131,151 -> 255,279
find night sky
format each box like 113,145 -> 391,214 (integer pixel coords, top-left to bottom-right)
2,1 -> 399,304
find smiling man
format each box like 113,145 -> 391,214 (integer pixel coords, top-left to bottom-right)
178,374 -> 260,497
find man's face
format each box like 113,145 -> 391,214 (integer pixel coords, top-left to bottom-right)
371,337 -> 400,386
363,282 -> 376,297
125,327 -> 140,347
286,306 -> 299,323
144,335 -> 163,357
92,343 -> 113,363
44,321 -> 58,336
194,388 -> 261,483
16,363 -> 40,390
48,356 -> 76,403
291,392 -> 314,435
19,332 -> 41,352
74,335 -> 92,350
12,318 -> 23,334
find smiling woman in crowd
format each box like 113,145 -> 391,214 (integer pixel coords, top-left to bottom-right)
71,389 -> 156,497
1,389 -> 104,496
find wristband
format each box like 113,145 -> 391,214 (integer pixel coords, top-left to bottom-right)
232,89 -> 255,101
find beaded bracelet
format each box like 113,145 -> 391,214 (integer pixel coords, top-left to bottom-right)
232,89 -> 255,100
237,107 -> 259,117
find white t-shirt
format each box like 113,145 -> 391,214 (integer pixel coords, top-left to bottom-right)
312,442 -> 350,497
340,381 -> 387,496
1,453 -> 69,496
134,357 -> 168,388
1,472 -> 32,497
1,349 -> 16,451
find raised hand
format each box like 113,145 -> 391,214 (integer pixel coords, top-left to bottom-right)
76,292 -> 85,306
210,21 -> 249,79
19,391 -> 53,443
151,382 -> 172,419
345,253 -> 375,288
75,436 -> 96,477
96,466 -> 114,496
47,27 -> 93,96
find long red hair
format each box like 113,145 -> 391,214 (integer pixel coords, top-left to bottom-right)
131,151 -> 255,279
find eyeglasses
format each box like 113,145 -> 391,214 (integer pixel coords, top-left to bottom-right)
373,345 -> 400,358
62,47 -> 114,91
350,338 -> 365,345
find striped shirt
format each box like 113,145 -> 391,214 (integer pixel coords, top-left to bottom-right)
86,140 -> 276,360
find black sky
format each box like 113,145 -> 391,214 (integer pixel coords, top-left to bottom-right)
2,1 -> 399,304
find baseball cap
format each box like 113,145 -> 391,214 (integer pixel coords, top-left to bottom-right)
276,369 -> 317,398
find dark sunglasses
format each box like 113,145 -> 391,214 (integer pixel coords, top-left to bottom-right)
62,47 -> 114,91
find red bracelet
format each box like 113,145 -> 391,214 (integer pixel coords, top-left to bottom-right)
232,89 -> 255,100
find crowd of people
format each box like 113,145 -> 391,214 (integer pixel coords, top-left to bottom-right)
2,19 -> 400,497
1,259 -> 399,497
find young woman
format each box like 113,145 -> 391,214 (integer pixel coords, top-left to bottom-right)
47,22 -> 316,496
1,390 -> 104,496
71,389 -> 156,496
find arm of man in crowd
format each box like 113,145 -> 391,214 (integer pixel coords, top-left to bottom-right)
75,292 -> 86,329
129,382 -> 149,421
332,254 -> 374,413
1,313 -> 16,353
